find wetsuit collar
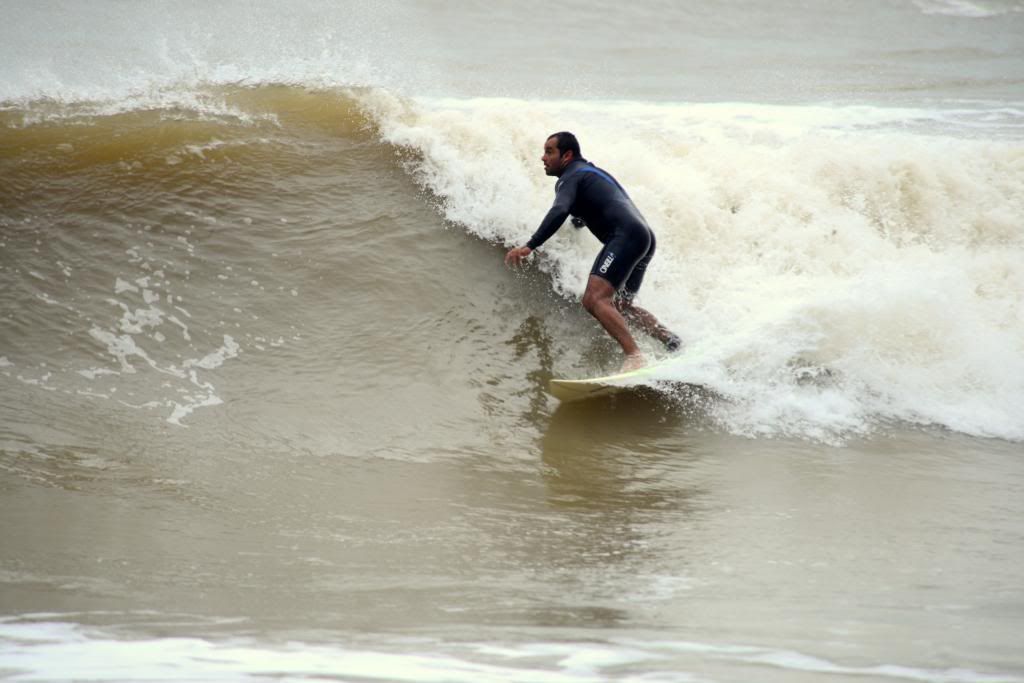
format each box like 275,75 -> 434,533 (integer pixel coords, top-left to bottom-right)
556,158 -> 588,177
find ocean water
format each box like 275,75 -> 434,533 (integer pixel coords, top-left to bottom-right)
2,1 -> 1023,681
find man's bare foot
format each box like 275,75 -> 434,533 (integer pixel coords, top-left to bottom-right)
619,352 -> 647,373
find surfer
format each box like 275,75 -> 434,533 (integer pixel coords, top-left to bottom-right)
505,132 -> 680,372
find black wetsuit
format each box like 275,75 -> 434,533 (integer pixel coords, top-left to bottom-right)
526,159 -> 655,299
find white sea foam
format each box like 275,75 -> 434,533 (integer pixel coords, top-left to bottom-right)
167,390 -> 224,428
361,91 -> 1024,442
183,335 -> 241,371
113,278 -> 137,294
912,0 -> 1023,17
84,323 -> 240,426
78,279 -> 242,425
0,620 -> 1017,683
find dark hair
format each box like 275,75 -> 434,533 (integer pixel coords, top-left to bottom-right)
548,131 -> 581,159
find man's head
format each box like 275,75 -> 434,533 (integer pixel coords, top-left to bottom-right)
542,131 -> 581,177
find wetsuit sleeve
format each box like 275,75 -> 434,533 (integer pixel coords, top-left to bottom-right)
526,173 -> 580,250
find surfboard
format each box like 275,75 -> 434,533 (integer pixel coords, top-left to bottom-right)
548,356 -> 685,402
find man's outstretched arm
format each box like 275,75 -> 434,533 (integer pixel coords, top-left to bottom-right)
505,173 -> 580,267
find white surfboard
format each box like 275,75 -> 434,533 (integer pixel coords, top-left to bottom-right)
548,356 -> 689,402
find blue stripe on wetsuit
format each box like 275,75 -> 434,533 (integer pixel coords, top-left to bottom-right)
574,166 -> 629,197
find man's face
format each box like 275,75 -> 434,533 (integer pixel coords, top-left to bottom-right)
542,137 -> 572,176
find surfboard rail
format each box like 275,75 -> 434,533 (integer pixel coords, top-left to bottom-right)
548,359 -> 676,402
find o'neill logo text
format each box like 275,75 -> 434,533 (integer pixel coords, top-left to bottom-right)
599,252 -> 615,274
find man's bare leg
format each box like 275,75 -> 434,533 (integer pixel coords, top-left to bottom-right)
581,276 -> 646,371
615,297 -> 681,351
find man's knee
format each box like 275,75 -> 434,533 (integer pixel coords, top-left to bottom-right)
582,278 -> 614,315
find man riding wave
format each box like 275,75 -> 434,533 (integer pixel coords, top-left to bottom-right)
505,131 -> 680,372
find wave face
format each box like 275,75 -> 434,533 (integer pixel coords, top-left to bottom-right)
2,80 -> 1024,442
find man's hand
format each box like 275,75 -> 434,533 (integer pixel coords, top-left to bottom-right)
504,246 -> 533,268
